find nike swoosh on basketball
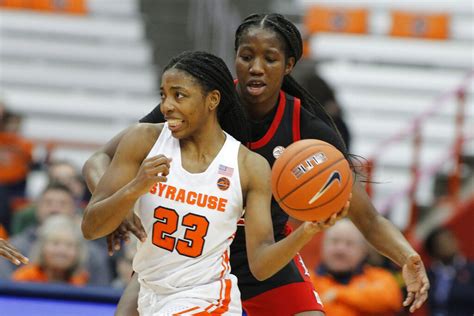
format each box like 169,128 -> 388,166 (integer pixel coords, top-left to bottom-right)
308,171 -> 342,204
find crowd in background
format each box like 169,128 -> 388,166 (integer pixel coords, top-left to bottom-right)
0,100 -> 135,290
1,83 -> 473,315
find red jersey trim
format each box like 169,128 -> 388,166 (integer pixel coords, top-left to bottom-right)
292,97 -> 301,142
249,90 -> 286,150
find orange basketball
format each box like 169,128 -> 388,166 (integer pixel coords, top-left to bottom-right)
271,139 -> 353,222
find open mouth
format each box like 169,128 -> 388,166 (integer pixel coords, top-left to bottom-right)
166,118 -> 184,131
246,80 -> 266,96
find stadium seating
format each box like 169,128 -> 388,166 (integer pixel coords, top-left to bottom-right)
0,0 -> 159,199
276,0 -> 474,228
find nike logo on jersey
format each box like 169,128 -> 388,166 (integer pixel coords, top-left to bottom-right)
308,171 -> 342,204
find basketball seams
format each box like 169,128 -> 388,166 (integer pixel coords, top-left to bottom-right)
278,156 -> 346,203
281,165 -> 352,212
275,143 -> 334,200
271,139 -> 353,222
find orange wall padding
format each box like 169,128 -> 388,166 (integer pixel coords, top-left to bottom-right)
305,6 -> 368,35
390,11 -> 450,40
0,0 -> 87,14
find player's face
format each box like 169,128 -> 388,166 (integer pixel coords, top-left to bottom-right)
43,230 -> 79,272
235,27 -> 294,107
160,69 -> 217,139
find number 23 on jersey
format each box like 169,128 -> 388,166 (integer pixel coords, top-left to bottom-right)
152,206 -> 210,258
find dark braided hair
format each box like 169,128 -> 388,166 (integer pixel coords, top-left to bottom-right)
163,51 -> 250,144
234,13 -> 348,155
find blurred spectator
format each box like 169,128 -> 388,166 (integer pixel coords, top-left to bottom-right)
111,237 -> 137,290
12,214 -> 88,286
48,160 -> 90,207
0,187 -> 11,239
11,182 -> 76,235
0,182 -> 112,285
301,72 -> 352,150
425,226 -> 474,316
0,103 -> 34,231
311,219 -> 402,316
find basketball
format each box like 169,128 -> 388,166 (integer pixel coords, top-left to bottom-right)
271,139 -> 353,222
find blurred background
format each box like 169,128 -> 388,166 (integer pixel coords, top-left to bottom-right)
0,0 -> 472,315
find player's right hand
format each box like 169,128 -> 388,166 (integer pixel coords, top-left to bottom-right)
302,193 -> 351,236
0,238 -> 29,265
107,212 -> 147,256
130,154 -> 171,196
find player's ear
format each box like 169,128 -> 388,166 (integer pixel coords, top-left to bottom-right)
207,90 -> 221,111
284,57 -> 295,76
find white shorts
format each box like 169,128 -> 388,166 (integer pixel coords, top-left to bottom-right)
137,276 -> 242,316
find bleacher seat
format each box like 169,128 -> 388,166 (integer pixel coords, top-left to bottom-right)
1,60 -> 156,95
337,89 -> 474,119
318,62 -> 473,94
0,10 -> 144,42
2,87 -> 156,121
310,34 -> 473,69
0,35 -> 152,67
0,1 -> 159,194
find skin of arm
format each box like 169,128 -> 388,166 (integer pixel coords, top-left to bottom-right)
82,124 -> 138,193
241,147 -> 324,281
115,273 -> 140,316
349,182 -> 416,267
349,180 -> 429,312
81,124 -> 167,240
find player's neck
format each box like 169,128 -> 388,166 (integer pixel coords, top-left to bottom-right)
180,120 -> 226,161
239,89 -> 280,121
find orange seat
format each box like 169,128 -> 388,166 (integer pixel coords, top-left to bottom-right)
390,11 -> 450,40
305,6 -> 368,35
0,0 -> 87,14
0,0 -> 33,9
33,0 -> 86,15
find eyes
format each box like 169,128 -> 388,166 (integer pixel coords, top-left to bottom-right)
160,91 -> 186,100
239,53 -> 278,64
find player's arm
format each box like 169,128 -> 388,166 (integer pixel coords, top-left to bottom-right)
82,104 -> 163,193
82,124 -> 168,240
303,114 -> 429,312
115,273 -> 139,316
242,148 -> 332,281
348,183 -> 429,312
83,125 -> 138,193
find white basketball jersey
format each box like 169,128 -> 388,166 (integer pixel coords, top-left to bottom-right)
133,123 -> 243,297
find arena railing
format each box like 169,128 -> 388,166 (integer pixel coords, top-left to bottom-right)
364,70 -> 473,237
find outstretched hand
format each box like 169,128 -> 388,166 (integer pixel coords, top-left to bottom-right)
303,193 -> 351,235
402,254 -> 430,313
107,213 -> 147,256
0,238 -> 29,265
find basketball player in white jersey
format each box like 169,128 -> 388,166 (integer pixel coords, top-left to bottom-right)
81,51 -> 345,315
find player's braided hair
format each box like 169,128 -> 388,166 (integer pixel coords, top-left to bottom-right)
235,13 -> 348,154
163,51 -> 250,144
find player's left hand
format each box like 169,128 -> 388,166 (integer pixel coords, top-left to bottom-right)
402,254 -> 430,313
303,193 -> 351,235
0,238 -> 29,265
107,212 -> 146,256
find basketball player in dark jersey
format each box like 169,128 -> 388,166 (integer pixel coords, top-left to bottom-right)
83,14 -> 429,316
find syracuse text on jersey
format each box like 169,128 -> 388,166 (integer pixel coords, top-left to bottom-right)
149,182 -> 228,212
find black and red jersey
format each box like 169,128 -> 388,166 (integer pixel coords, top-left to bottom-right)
139,90 -> 345,300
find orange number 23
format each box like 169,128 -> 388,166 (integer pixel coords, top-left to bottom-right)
152,206 -> 209,258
